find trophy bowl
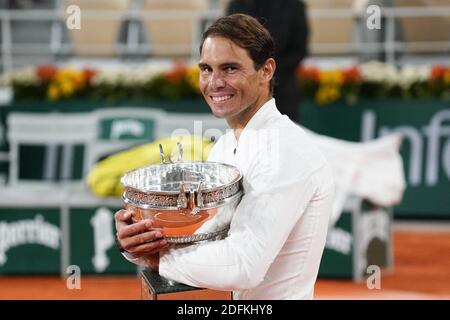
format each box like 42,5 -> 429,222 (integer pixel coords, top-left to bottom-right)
121,155 -> 243,244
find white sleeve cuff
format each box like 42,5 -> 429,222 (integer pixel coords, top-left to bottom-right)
121,251 -> 141,264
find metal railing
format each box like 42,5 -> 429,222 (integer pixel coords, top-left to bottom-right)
309,5 -> 450,64
0,5 -> 449,72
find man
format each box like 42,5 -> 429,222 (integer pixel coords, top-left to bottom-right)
226,0 -> 309,123
115,14 -> 334,299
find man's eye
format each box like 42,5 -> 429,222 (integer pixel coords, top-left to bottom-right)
226,67 -> 236,73
200,67 -> 211,73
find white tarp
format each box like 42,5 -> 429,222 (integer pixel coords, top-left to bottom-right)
304,128 -> 406,227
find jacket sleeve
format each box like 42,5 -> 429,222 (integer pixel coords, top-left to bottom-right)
159,156 -> 321,291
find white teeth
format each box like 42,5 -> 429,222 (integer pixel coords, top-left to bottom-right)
212,95 -> 232,102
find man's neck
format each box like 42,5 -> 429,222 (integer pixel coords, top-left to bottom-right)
227,96 -> 271,142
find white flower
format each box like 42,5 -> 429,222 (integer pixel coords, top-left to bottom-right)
0,67 -> 39,86
359,61 -> 399,86
398,65 -> 430,89
91,64 -> 170,86
92,68 -> 126,86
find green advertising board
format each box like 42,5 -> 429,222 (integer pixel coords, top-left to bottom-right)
17,145 -> 85,181
69,207 -> 137,274
99,117 -> 155,141
301,99 -> 450,218
319,198 -> 392,281
319,212 -> 354,278
0,207 -> 61,274
1,98 -> 448,218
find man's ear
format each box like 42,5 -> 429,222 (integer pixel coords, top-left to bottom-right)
260,58 -> 276,85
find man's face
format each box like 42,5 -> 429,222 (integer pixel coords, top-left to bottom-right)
198,36 -> 271,122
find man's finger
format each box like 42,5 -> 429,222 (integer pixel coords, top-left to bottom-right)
115,209 -> 133,222
121,229 -> 164,250
118,219 -> 154,239
128,239 -> 169,256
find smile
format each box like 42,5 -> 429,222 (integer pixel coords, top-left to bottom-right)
211,95 -> 233,102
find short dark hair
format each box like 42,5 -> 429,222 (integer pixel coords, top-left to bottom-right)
199,13 -> 275,95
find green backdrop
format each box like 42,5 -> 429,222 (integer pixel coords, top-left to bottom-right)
1,98 -> 449,218
300,99 -> 450,218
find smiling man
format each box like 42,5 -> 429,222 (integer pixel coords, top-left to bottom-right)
115,14 -> 334,300
198,21 -> 276,140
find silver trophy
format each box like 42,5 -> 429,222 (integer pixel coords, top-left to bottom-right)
121,143 -> 243,244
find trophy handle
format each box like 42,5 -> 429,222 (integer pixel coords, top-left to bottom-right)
158,144 -> 166,164
177,142 -> 183,162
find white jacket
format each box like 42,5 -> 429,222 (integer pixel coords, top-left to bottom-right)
159,98 -> 335,299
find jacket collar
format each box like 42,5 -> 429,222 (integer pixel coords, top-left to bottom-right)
230,98 -> 281,145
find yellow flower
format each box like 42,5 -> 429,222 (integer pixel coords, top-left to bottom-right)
71,70 -> 86,87
328,86 -> 340,102
319,69 -> 344,86
59,79 -> 75,96
55,69 -> 85,87
47,68 -> 86,99
186,65 -> 200,92
315,87 -> 328,105
444,70 -> 450,84
47,84 -> 60,101
315,85 -> 341,105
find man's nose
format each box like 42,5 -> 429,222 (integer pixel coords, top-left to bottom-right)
210,72 -> 226,89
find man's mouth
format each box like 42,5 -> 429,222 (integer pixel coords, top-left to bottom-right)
210,95 -> 233,102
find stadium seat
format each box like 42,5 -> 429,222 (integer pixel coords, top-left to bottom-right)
397,0 -> 450,53
142,0 -> 208,57
306,0 -> 354,55
64,0 -> 130,57
6,111 -> 97,186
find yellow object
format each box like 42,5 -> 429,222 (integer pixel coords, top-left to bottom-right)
86,135 -> 214,197
319,69 -> 344,86
186,65 -> 201,93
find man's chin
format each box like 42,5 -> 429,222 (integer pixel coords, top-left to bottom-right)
207,105 -> 229,119
209,109 -> 225,118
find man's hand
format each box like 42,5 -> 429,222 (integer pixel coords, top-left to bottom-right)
141,254 -> 160,272
115,209 -> 169,258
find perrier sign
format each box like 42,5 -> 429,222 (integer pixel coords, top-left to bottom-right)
0,208 -> 61,274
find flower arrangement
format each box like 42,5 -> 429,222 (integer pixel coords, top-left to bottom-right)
6,65 -> 97,101
2,61 -> 449,105
298,61 -> 450,105
2,63 -> 201,103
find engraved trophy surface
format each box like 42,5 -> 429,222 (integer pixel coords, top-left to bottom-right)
121,143 -> 243,244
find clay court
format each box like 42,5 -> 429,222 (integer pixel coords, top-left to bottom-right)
1,223 -> 449,300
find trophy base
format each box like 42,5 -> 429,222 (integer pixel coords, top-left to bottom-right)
140,269 -> 231,300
